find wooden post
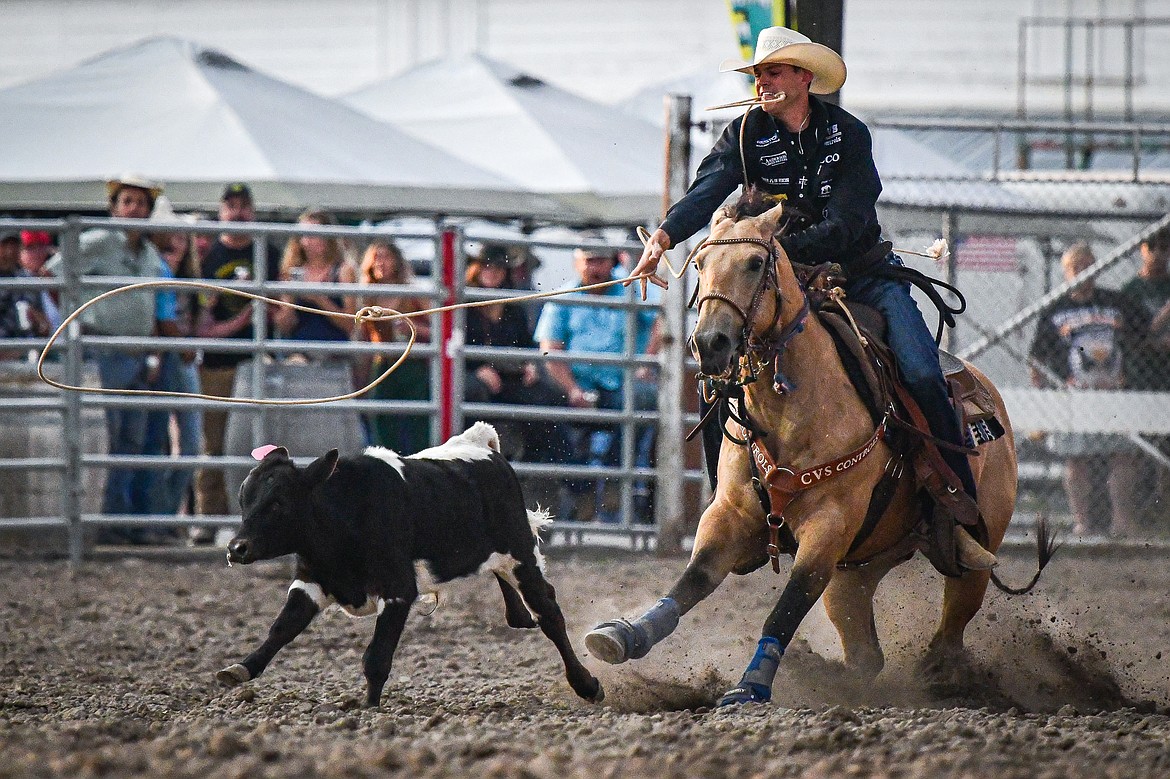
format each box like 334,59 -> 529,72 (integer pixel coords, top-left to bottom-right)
655,93 -> 692,556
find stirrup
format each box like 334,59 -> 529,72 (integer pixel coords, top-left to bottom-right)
716,682 -> 771,707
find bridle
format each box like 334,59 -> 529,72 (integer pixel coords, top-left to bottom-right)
692,234 -> 810,392
694,236 -> 780,347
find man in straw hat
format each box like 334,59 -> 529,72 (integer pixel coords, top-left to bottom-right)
629,27 -> 996,573
45,173 -> 170,540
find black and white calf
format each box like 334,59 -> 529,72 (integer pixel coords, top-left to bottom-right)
216,422 -> 602,706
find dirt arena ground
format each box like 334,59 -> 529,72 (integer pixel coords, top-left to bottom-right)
3,542 -> 1170,778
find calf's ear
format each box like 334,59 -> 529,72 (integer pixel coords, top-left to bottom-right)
304,449 -> 340,487
252,444 -> 289,462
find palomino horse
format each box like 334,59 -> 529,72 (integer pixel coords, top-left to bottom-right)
586,197 -> 1048,707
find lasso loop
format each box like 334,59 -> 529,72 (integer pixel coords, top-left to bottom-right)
38,264 -> 673,405
40,233 -> 938,405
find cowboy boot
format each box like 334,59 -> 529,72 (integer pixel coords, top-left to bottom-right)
938,447 -> 998,571
955,525 -> 997,571
916,492 -> 996,577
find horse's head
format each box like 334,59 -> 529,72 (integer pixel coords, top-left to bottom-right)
691,192 -> 800,378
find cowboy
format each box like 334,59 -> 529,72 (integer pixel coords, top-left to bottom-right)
45,173 -> 169,537
628,27 -> 996,571
191,182 -> 281,541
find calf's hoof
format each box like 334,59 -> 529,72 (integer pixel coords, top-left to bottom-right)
577,677 -> 605,704
216,664 -> 252,687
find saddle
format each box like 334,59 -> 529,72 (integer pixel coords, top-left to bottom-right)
798,262 -> 1005,576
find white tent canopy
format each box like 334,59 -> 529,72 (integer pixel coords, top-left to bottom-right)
344,54 -> 666,225
0,36 -> 562,218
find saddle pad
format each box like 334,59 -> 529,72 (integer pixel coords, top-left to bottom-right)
818,309 -> 886,427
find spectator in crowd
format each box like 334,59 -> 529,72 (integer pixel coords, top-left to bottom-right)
192,182 -> 281,538
45,174 -> 167,540
1122,225 -> 1170,526
535,242 -> 661,522
1029,241 -> 1147,537
357,239 -> 432,453
1,230 -> 50,360
272,208 -> 356,357
464,244 -> 572,465
19,230 -> 61,332
140,200 -> 204,517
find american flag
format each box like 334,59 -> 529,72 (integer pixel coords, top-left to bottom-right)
956,236 -> 1019,272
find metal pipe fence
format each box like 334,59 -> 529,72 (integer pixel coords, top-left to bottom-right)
6,139 -> 1169,562
0,215 -> 705,563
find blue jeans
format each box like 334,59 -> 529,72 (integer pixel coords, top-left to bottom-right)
140,354 -> 203,514
95,351 -> 149,515
845,256 -> 977,497
568,379 -> 658,522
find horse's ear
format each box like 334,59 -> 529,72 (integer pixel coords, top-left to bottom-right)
757,200 -> 788,238
710,206 -> 734,231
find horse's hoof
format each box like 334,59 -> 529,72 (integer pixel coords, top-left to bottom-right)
716,683 -> 771,708
587,680 -> 605,704
585,621 -> 635,665
216,664 -> 251,687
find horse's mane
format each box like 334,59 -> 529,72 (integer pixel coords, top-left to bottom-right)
723,186 -> 773,221
720,187 -> 803,235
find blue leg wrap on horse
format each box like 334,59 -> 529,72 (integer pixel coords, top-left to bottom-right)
718,637 -> 784,706
627,598 -> 680,659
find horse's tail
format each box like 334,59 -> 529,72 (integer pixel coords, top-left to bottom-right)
989,514 -> 1060,595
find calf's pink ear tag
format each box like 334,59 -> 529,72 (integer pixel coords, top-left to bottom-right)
252,444 -> 280,461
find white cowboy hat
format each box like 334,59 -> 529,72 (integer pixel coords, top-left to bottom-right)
105,173 -> 164,199
719,26 -> 847,95
149,195 -> 198,225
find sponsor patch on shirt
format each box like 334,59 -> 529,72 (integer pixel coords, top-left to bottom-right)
760,151 -> 788,167
761,176 -> 791,186
755,132 -> 781,147
819,183 -> 833,196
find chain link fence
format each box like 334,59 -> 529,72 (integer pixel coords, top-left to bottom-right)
872,118 -> 1170,542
